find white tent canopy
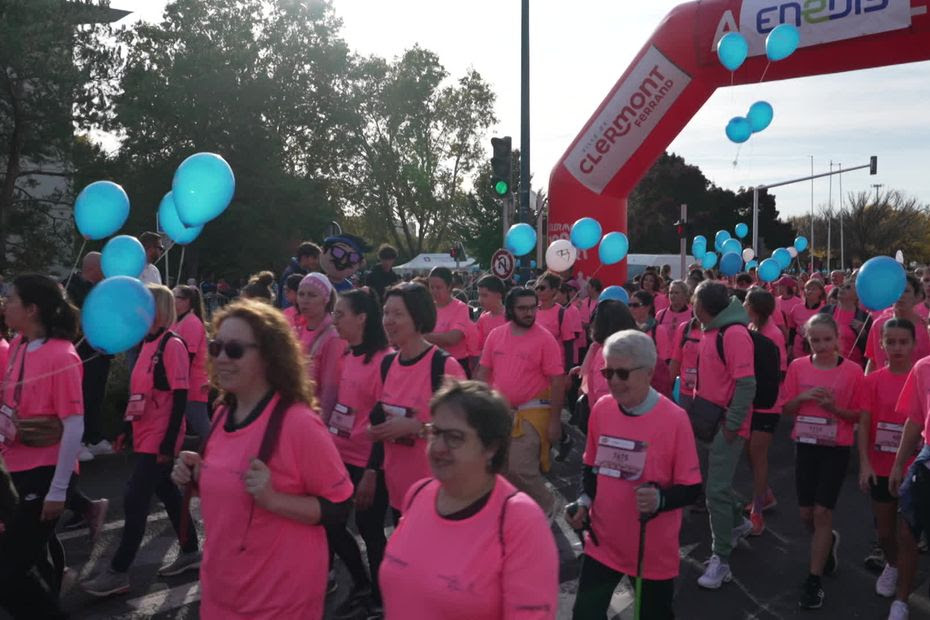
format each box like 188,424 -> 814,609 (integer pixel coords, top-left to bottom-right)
393,253 -> 476,272
626,254 -> 694,281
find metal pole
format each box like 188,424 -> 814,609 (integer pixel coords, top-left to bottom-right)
680,204 -> 687,280
502,194 -> 511,246
838,165 -> 844,271
827,161 -> 832,273
810,156 -> 815,273
752,187 -> 759,257
519,0 -> 530,271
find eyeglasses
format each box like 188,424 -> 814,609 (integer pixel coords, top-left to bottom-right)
600,366 -> 645,381
208,339 -> 259,359
535,285 -> 548,291
627,302 -> 645,309
330,246 -> 361,264
421,423 -> 467,449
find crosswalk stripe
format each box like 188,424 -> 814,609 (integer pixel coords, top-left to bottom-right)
58,510 -> 169,542
124,581 -> 201,614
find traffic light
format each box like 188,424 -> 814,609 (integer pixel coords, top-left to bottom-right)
870,155 -> 878,175
490,136 -> 512,196
674,219 -> 689,238
449,247 -> 458,260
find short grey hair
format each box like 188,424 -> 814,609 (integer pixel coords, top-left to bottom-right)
602,329 -> 657,369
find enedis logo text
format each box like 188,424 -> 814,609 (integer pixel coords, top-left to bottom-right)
753,0 -> 891,33
579,67 -> 676,175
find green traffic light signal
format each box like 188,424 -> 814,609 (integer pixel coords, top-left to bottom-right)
494,180 -> 509,196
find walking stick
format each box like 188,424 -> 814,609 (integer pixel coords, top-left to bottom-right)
634,513 -> 648,620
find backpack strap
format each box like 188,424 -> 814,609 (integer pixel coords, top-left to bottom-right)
258,398 -> 292,464
715,323 -> 744,362
680,317 -> 700,349
153,330 -> 187,392
431,347 -> 451,393
403,478 -> 435,514
380,352 -> 398,383
498,491 -> 520,558
656,308 -> 667,325
558,306 -> 565,333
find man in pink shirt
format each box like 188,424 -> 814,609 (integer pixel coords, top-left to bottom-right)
476,286 -> 566,516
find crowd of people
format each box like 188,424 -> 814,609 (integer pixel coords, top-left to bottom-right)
2,233 -> 930,620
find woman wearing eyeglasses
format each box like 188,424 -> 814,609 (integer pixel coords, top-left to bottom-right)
629,291 -> 672,397
173,285 -> 211,440
568,330 -> 701,620
380,380 -> 559,619
171,300 -> 353,620
425,267 -> 476,377
818,280 -> 870,367
297,273 -> 345,423
83,285 -> 199,598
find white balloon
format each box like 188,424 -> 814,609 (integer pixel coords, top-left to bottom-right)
787,246 -> 798,258
896,250 -> 904,264
742,248 -> 755,262
545,239 -> 578,272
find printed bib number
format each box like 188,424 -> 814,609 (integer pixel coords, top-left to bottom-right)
0,404 -> 17,446
874,422 -> 904,454
382,403 -> 416,446
124,394 -> 146,421
328,403 -> 356,438
684,367 -> 698,390
795,415 -> 837,446
594,435 -> 648,481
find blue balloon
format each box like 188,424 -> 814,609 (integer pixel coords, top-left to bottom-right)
746,260 -> 758,269
598,232 -> 629,265
505,223 -> 537,256
693,235 -> 707,246
721,238 -> 742,256
773,247 -> 792,269
82,276 -> 156,354
74,181 -> 130,240
599,285 -> 629,304
158,192 -> 204,245
692,240 -> 707,260
673,376 -> 681,405
766,23 -> 800,62
101,235 -> 146,279
720,251 -> 743,276
726,117 -> 752,144
702,252 -> 718,269
794,235 -> 809,252
747,101 -> 774,133
758,258 -> 781,283
856,256 -> 907,311
734,222 -> 749,239
714,230 -> 731,253
717,32 -> 749,71
570,217 -> 603,251
172,153 -> 236,226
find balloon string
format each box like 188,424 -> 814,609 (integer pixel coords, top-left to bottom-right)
63,239 -> 87,293
1,350 -> 101,393
759,61 -> 771,83
177,246 -> 186,287
732,144 -> 742,168
568,263 -> 604,306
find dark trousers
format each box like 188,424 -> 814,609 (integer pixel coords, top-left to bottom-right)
572,554 -> 675,620
0,466 -> 65,620
65,472 -> 92,515
326,464 -> 389,600
79,340 -> 112,445
111,454 -> 197,572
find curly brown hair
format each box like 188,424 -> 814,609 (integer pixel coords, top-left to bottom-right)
209,299 -> 315,409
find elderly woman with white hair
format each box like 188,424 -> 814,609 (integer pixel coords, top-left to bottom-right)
567,329 -> 701,620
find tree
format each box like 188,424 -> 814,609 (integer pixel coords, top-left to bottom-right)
343,46 -> 497,257
0,0 -> 118,272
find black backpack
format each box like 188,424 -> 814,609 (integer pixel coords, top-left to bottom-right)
716,324 -> 780,410
152,330 -> 188,392
380,346 -> 451,393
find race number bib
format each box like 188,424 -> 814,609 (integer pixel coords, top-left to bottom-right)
123,394 -> 146,421
0,404 -> 17,446
874,422 -> 904,454
594,435 -> 648,481
795,415 -> 837,446
382,403 -> 415,446
684,367 -> 698,390
328,403 -> 355,438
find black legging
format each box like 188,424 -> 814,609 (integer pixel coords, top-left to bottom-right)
572,554 -> 675,620
326,464 -> 389,601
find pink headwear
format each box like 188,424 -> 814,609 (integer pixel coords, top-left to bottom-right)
299,272 -> 334,298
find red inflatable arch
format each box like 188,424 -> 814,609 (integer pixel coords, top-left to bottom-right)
548,0 -> 930,284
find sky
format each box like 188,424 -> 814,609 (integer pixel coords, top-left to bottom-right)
108,0 -> 930,221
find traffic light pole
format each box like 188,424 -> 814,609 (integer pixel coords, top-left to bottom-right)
519,0 -> 531,275
679,204 -> 687,280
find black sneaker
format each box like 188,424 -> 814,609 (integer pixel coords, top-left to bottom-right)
555,425 -> 573,462
824,530 -> 840,576
863,542 -> 884,573
333,585 -> 372,619
799,576 -> 824,610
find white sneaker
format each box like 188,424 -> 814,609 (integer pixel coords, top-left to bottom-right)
888,600 -> 909,620
86,439 -> 113,456
731,517 -> 753,549
697,554 -> 732,589
876,564 -> 898,598
78,446 -> 94,462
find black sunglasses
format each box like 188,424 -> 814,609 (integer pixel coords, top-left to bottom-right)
600,366 -> 645,381
208,339 -> 259,359
627,302 -> 645,309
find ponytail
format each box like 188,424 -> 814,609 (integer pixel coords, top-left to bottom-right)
13,274 -> 79,341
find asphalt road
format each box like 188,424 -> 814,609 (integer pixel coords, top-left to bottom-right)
5,419 -> 930,620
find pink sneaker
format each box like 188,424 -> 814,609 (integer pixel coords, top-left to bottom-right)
749,511 -> 765,537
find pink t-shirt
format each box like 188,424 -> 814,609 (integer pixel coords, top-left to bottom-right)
282,306 -> 304,332
783,355 -> 864,447
832,307 -> 865,365
380,476 -> 559,620
916,303 -> 930,321
434,299 -> 473,360
476,310 -> 507,353
897,357 -> 930,441
739,321 -> 788,436
198,396 -> 353,620
788,302 -> 824,358
584,395 -> 701,580
671,321 -> 701,395
174,312 -> 209,403
1,337 -> 83,473
652,292 -> 670,312
561,304 -> 585,366
776,296 -> 801,331
580,297 -> 598,325
657,306 -> 692,332
378,348 -> 466,509
329,348 -> 388,468
581,342 -> 608,403
536,304 -> 574,343
299,320 -> 346,420
0,339 -> 9,380
480,323 -> 563,408
644,321 -> 673,363
866,314 -> 930,371
129,333 -> 190,455
860,368 -> 911,476
695,324 -> 754,408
